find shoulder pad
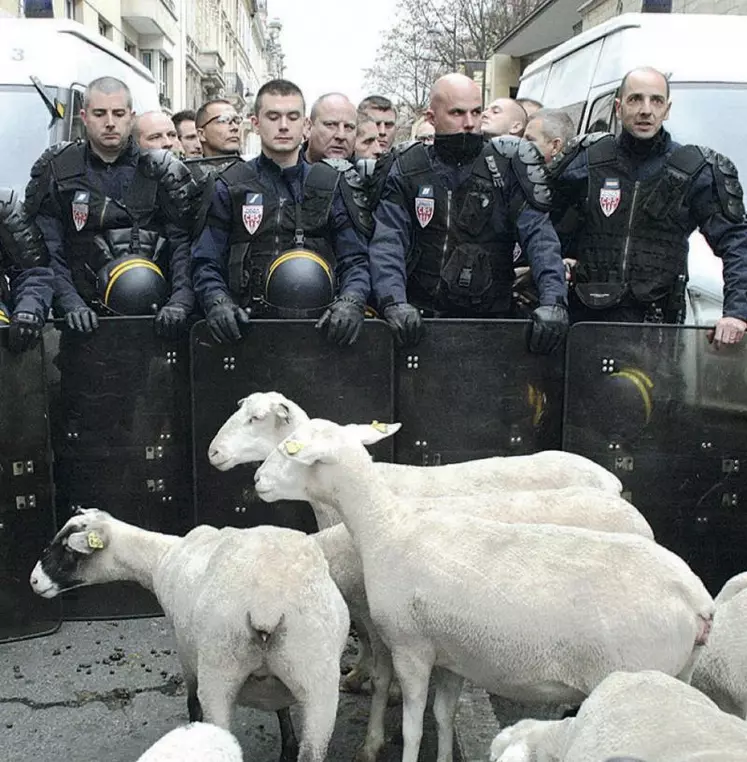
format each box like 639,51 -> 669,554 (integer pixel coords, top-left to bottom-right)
490,135 -> 522,159
507,139 -> 553,213
321,158 -> 354,172
144,150 -> 201,222
355,158 -> 377,180
0,186 -> 49,268
701,146 -> 745,222
24,141 -> 76,215
392,139 -> 418,155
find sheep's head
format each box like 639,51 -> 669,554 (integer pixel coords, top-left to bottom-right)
489,718 -> 567,762
30,509 -> 114,598
208,391 -> 309,471
254,418 -> 401,503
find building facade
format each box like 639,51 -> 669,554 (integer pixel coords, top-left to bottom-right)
0,0 -> 284,152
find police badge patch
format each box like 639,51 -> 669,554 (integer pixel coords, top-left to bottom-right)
72,190 -> 90,232
242,193 -> 263,235
415,185 -> 435,229
599,179 -> 621,217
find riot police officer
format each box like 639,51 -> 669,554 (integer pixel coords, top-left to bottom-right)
0,188 -> 54,353
551,66 -> 747,346
191,78 -> 370,346
25,76 -> 198,339
368,73 -> 569,353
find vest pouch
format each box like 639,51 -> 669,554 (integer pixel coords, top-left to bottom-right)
574,281 -> 627,310
439,243 -> 494,308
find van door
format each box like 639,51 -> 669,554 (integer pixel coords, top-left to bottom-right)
584,89 -> 617,134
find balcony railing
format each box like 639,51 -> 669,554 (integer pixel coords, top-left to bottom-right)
223,72 -> 245,98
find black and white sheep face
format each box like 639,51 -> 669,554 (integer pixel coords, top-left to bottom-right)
30,510 -> 110,598
208,392 -> 299,471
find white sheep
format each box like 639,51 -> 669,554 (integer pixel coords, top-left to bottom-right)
30,510 -> 349,762
691,570 -> 747,718
490,670 -> 747,762
254,418 -> 714,762
136,722 -> 243,761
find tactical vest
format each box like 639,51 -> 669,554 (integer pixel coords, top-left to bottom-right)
573,135 -> 706,309
221,160 -> 340,309
396,141 -> 523,315
48,143 -> 168,307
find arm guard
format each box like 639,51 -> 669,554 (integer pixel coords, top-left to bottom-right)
0,187 -> 50,269
141,149 -> 202,225
700,147 -> 746,223
491,136 -> 553,212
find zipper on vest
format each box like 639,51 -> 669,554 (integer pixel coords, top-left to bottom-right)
621,181 -> 640,280
440,189 -> 453,269
99,197 -> 109,229
274,198 -> 285,257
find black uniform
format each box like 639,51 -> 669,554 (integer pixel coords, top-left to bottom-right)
0,188 -> 54,352
551,128 -> 747,323
25,138 -> 199,338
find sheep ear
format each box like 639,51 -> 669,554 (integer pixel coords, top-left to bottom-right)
346,421 -> 402,446
282,438 -> 338,465
67,530 -> 107,555
275,402 -> 291,424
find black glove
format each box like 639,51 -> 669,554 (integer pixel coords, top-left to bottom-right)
206,296 -> 251,344
8,311 -> 43,353
65,306 -> 99,334
383,302 -> 424,347
528,304 -> 569,354
155,303 -> 189,340
315,295 -> 365,346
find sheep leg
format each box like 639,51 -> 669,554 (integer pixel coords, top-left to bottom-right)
431,667 -> 464,762
185,675 -> 203,723
391,645 -> 433,762
296,677 -> 340,762
197,666 -> 244,730
355,640 -> 394,762
341,617 -> 374,694
277,707 -> 300,762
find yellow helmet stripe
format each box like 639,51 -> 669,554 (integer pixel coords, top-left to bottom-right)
611,370 -> 653,424
104,260 -> 164,306
267,251 -> 334,289
0,309 -> 10,324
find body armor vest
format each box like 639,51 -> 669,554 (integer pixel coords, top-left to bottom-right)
396,142 -> 520,315
573,136 -> 705,309
221,160 -> 339,310
49,143 -> 168,308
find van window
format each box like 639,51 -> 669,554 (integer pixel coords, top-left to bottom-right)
586,92 -> 616,133
70,89 -> 85,142
543,39 -> 604,109
556,102 -> 586,133
518,70 -> 547,104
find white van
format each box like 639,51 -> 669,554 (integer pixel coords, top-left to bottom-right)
0,18 -> 160,194
517,12 -> 747,326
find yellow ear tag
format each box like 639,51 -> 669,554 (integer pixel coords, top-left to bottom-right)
284,440 -> 304,455
371,421 -> 389,433
87,531 -> 104,550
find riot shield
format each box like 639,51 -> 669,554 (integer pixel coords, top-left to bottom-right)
192,319 -> 394,529
0,326 -> 60,642
46,317 -> 192,619
395,319 -> 564,465
563,323 -> 747,593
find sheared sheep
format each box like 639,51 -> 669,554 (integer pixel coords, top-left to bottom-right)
30,510 -> 349,762
253,418 -> 714,762
135,722 -> 242,761
490,670 -> 747,762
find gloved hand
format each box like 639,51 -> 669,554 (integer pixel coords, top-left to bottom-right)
383,302 -> 424,347
528,304 -> 569,354
65,306 -> 99,334
155,303 -> 189,340
206,295 -> 251,344
315,295 -> 365,346
8,311 -> 43,353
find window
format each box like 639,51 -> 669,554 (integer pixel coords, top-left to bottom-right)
159,56 -> 169,98
125,40 -> 136,57
98,16 -> 112,40
141,50 -> 153,72
556,102 -> 586,133
65,0 -> 76,20
586,92 -> 616,134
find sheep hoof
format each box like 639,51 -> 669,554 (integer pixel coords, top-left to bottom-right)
340,669 -> 368,694
353,743 -> 379,762
387,681 -> 402,706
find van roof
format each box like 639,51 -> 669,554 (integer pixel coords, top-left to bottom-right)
0,18 -> 155,87
521,13 -> 747,85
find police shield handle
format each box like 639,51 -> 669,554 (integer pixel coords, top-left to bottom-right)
528,304 -> 569,355
382,302 -> 424,348
707,316 -> 747,349
65,306 -> 99,334
205,295 -> 251,344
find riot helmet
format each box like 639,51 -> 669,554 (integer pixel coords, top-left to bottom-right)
96,256 -> 168,316
263,249 -> 335,318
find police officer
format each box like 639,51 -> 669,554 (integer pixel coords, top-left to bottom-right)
25,76 -> 198,339
0,188 -> 54,353
305,93 -> 357,163
368,73 -> 569,353
552,67 -> 747,346
134,111 -> 180,156
191,78 -> 370,347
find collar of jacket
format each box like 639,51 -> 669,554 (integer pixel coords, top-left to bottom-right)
86,135 -> 139,169
257,150 -> 306,180
618,127 -> 670,160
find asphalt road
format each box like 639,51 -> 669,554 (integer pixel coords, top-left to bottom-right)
0,616 -> 463,762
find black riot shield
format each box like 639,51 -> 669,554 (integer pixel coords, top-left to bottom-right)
395,319 -> 564,465
46,317 -> 192,619
192,319 -> 394,530
563,323 -> 747,593
0,326 -> 60,642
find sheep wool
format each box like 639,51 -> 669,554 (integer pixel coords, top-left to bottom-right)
136,723 -> 242,762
